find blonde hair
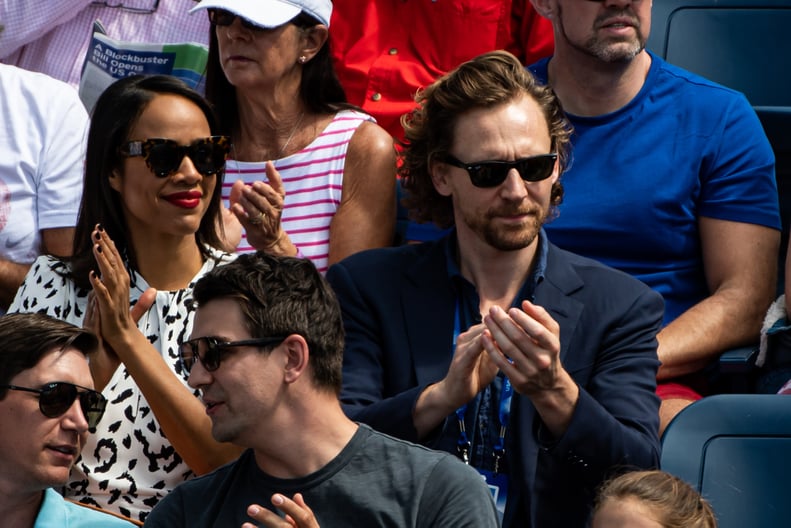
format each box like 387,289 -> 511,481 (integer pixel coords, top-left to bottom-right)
594,470 -> 718,528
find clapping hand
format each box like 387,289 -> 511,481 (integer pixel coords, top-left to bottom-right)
436,323 -> 499,409
481,301 -> 562,397
229,161 -> 290,254
86,225 -> 156,388
482,300 -> 579,437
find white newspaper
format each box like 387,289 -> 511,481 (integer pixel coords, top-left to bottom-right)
79,20 -> 208,112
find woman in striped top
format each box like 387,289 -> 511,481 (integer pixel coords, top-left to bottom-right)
193,0 -> 396,273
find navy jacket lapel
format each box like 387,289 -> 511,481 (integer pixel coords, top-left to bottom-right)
535,244 -> 585,366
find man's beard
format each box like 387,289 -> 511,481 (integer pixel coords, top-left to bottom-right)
461,203 -> 546,252
559,6 -> 647,63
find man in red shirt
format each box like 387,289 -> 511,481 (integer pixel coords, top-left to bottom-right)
330,1 -> 554,140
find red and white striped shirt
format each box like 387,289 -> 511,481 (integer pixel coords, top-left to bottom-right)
224,109 -> 372,273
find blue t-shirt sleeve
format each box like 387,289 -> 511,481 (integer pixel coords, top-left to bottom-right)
698,91 -> 780,230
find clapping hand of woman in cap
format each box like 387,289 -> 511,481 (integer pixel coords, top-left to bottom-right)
227,161 -> 299,257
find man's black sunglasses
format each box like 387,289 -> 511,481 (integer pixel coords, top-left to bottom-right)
119,136 -> 231,178
1,382 -> 107,432
179,336 -> 289,374
442,153 -> 558,188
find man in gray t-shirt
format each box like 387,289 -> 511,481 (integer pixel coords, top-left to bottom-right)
144,251 -> 497,528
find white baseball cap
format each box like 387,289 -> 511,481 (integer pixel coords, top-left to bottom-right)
190,0 -> 332,28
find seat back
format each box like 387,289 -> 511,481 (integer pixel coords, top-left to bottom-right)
647,0 -> 791,107
661,394 -> 791,527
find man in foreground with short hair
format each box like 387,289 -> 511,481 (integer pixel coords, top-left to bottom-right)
0,312 -> 135,527
326,50 -> 664,527
144,253 -> 498,527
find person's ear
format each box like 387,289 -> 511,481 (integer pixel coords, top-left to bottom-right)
549,156 -> 561,185
430,156 -> 454,197
298,24 -> 329,64
530,0 -> 555,20
282,334 -> 309,384
108,168 -> 122,192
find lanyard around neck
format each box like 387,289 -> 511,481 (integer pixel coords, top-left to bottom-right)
453,301 -> 513,472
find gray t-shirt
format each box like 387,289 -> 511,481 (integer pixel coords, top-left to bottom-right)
144,424 -> 498,527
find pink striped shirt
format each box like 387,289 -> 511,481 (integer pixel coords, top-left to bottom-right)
224,109 -> 372,273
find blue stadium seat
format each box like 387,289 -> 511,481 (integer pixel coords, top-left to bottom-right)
661,394 -> 791,528
647,0 -> 791,108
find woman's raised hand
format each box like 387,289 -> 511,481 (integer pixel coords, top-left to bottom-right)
229,161 -> 297,256
87,225 -> 157,361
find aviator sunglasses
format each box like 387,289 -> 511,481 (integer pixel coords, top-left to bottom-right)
179,336 -> 289,374
119,136 -> 231,178
442,153 -> 558,188
1,382 -> 107,432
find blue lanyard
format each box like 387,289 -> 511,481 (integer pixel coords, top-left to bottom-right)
453,301 -> 513,472
494,376 -> 513,473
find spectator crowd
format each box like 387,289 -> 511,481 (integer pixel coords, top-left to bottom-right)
0,0 -> 782,526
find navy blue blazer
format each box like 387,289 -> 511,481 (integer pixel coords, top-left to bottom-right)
326,236 -> 663,528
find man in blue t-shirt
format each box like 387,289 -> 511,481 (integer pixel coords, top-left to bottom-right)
528,0 -> 781,433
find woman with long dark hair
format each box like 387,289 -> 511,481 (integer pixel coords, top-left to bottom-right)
9,75 -> 242,523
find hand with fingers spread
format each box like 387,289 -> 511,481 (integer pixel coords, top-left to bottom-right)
229,162 -> 297,257
482,300 -> 579,437
242,494 -> 320,528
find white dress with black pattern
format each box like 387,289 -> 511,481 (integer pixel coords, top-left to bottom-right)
8,246 -> 236,523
